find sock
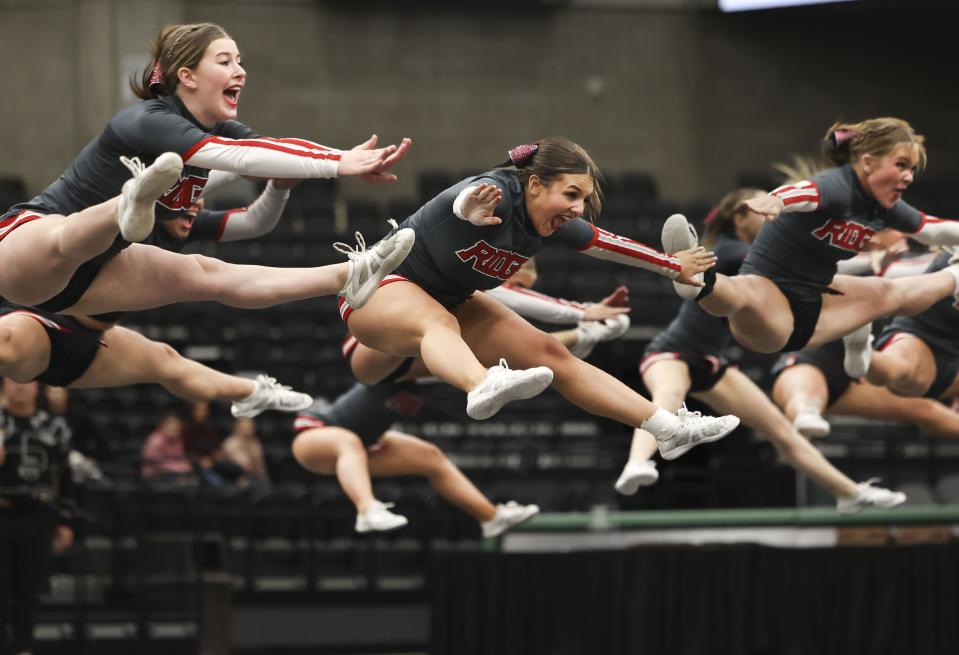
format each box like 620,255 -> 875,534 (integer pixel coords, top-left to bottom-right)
640,408 -> 681,441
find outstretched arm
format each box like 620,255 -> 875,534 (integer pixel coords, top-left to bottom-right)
573,224 -> 714,284
908,214 -> 959,246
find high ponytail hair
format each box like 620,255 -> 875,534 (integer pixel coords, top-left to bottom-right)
130,23 -> 231,100
822,117 -> 927,172
497,137 -> 604,221
702,188 -> 764,248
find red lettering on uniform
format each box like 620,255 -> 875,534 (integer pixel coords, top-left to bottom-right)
156,174 -> 208,211
811,219 -> 875,252
386,392 -> 424,417
455,240 -> 529,281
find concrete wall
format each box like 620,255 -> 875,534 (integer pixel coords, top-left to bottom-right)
1,0 -> 956,206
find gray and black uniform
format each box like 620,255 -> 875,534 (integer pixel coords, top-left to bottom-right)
0,205 -> 243,387
0,405 -> 75,655
339,168 -> 680,321
738,165 -> 926,351
294,381 -> 464,446
770,340 -> 852,408
642,234 -> 750,392
874,252 -> 959,399
1,94 -> 258,312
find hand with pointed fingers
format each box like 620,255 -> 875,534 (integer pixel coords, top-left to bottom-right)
583,303 -> 630,321
339,134 -> 413,182
675,247 -> 717,285
460,183 -> 503,226
745,194 -> 785,220
600,285 -> 629,307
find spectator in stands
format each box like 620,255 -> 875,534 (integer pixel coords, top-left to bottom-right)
182,401 -> 243,486
0,379 -> 76,655
140,413 -> 194,483
222,417 -> 270,487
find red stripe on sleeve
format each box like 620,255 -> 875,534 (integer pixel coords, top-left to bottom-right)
182,136 -> 216,163
576,223 -> 601,252
215,208 -> 246,242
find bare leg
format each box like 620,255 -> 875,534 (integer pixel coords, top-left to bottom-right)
0,315 -> 55,382
694,367 -> 858,499
453,293 -> 660,426
0,199 -> 122,305
59,244 -> 351,316
369,431 -> 496,522
291,427 -> 377,512
771,364 -> 831,423
346,282 -> 489,392
70,326 -> 256,401
698,274 -> 797,353
626,359 -> 693,462
830,382 -> 959,440
863,334 -> 937,397
809,272 -> 956,347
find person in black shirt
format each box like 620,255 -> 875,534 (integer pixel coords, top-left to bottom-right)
0,22 -> 412,318
343,138 -> 738,460
0,379 -> 75,655
615,190 -> 904,513
664,117 -> 959,354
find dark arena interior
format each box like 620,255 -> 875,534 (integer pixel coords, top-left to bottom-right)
1,1 -> 959,654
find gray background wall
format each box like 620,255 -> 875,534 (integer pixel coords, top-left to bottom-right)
1,0 -> 956,206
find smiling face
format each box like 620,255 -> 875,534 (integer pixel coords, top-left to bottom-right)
525,173 -> 595,237
176,37 -> 245,127
857,143 -> 919,209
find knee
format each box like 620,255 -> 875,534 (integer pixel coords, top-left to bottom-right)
420,442 -> 450,474
0,324 -> 42,381
150,341 -> 186,381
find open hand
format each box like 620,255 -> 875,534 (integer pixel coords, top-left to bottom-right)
674,246 -> 716,285
460,183 -> 503,226
341,134 -> 413,183
745,194 -> 785,220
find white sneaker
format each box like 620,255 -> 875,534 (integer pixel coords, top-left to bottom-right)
355,500 -> 409,533
569,321 -> 605,359
335,228 -> 415,309
614,459 -> 659,495
836,479 -> 906,515
793,410 -> 831,438
481,501 -> 540,538
661,213 -> 701,300
657,406 -> 740,461
231,374 -> 314,418
842,323 -> 873,379
466,359 -> 553,420
117,152 -> 183,242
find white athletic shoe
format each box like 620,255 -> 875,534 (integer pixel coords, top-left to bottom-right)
117,152 -> 183,242
569,315 -> 631,359
614,459 -> 659,495
231,374 -> 314,418
661,213 -> 701,300
842,323 -> 874,379
836,479 -> 907,515
466,359 -> 554,420
657,407 -> 740,461
793,410 -> 831,438
335,228 -> 415,309
355,500 -> 409,533
481,501 -> 540,538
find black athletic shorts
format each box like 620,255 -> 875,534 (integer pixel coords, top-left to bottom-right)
770,339 -> 851,408
640,350 -> 729,393
874,328 -> 959,400
0,303 -> 104,386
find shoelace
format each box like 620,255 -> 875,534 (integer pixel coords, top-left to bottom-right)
119,155 -> 146,178
859,477 -> 882,490
257,374 -> 293,393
